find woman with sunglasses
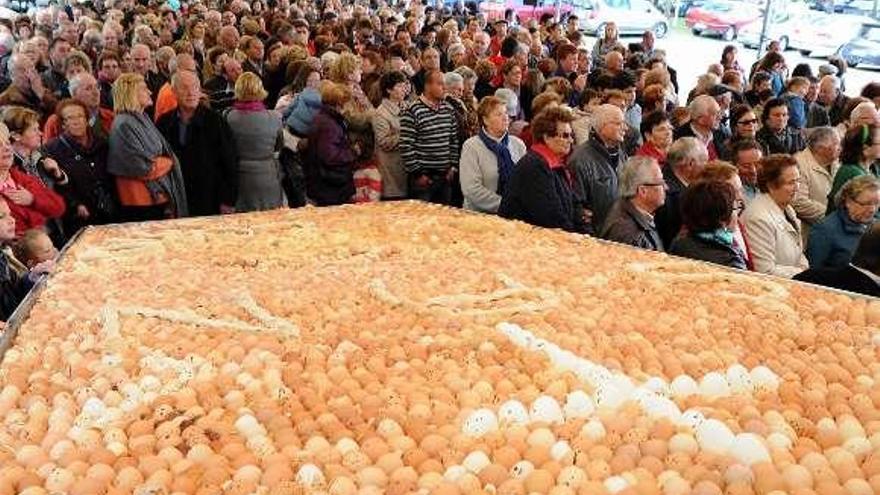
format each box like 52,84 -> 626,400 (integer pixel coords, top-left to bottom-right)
808,175 -> 880,269
670,180 -> 747,269
827,124 -> 880,215
720,104 -> 759,161
499,105 -> 587,233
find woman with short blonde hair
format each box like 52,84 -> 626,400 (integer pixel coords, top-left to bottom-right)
225,70 -> 285,211
234,72 -> 268,102
112,73 -> 148,113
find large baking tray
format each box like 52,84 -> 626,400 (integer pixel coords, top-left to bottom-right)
0,208 -> 875,366
0,225 -> 88,363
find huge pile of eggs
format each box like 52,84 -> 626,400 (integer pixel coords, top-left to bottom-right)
0,202 -> 879,495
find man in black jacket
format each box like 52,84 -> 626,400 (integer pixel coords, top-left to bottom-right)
156,71 -> 238,216
794,223 -> 880,297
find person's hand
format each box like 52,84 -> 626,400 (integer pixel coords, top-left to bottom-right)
415,175 -> 431,188
446,167 -> 457,182
40,157 -> 63,180
76,205 -> 90,219
351,143 -> 362,156
27,259 -> 55,282
4,188 -> 34,206
219,204 -> 235,214
573,74 -> 588,93
28,70 -> 45,99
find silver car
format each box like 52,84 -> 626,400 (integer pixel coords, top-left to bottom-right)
577,0 -> 671,38
738,6 -> 822,51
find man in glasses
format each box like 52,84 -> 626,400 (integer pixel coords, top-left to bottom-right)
730,138 -> 762,204
601,156 -> 665,252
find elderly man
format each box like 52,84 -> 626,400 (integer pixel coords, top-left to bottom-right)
42,73 -> 113,142
241,37 -> 264,77
793,126 -> 841,243
569,104 -> 628,234
204,57 -> 242,111
0,54 -> 55,115
674,94 -> 728,160
40,37 -> 71,99
156,71 -> 238,217
601,156 -> 665,251
817,75 -> 850,127
466,32 -> 490,67
218,26 -> 240,54
655,137 -> 709,247
154,54 -> 198,120
730,138 -> 763,203
130,43 -> 166,98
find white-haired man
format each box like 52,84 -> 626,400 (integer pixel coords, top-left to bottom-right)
673,94 -> 728,161
600,156 -> 665,251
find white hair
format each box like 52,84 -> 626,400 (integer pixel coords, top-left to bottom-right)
67,72 -> 95,96
444,71 -> 463,88
667,137 -> 706,170
592,103 -> 623,130
619,156 -> 659,198
688,94 -> 718,119
850,101 -> 879,125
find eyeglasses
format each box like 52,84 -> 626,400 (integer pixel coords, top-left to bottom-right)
640,181 -> 667,188
553,132 -> 574,140
737,119 -> 758,126
733,199 -> 746,213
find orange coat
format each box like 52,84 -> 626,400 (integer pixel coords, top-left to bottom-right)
153,83 -> 178,122
115,156 -> 173,207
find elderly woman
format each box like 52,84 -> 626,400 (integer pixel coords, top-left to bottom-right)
108,73 -> 187,221
454,66 -> 480,136
372,71 -> 409,200
591,22 -> 620,69
225,72 -> 285,212
828,124 -> 880,214
742,154 -> 809,278
305,82 -> 358,206
499,105 -> 586,233
698,161 -> 754,269
460,96 -> 527,213
4,107 -> 66,189
671,180 -> 747,269
43,99 -> 117,234
808,175 -> 880,269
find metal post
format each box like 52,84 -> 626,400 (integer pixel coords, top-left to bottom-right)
757,0 -> 774,57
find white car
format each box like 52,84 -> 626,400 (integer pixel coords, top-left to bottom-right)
738,7 -> 822,51
789,13 -> 876,57
576,0 -> 671,38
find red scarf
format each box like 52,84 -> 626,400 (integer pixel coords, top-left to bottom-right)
532,143 -> 572,186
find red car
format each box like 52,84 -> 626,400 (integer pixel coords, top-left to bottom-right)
686,0 -> 762,41
479,0 -> 573,24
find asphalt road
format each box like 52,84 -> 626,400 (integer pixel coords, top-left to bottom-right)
583,27 -> 878,98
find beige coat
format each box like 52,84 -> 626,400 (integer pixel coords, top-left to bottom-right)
372,99 -> 406,199
793,148 -> 839,245
742,193 -> 809,278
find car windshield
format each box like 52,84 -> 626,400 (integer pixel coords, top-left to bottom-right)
703,1 -> 733,11
865,25 -> 880,41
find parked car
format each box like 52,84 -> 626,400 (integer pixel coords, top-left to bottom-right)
686,0 -> 762,41
810,0 -> 878,16
837,21 -> 880,66
790,13 -> 875,57
738,6 -> 821,51
479,0 -> 573,23
577,0 -> 670,37
676,0 -> 705,17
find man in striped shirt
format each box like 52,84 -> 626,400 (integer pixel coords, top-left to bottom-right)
400,69 -> 460,205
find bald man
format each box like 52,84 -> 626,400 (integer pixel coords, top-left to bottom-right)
153,53 -> 198,120
156,70 -> 238,216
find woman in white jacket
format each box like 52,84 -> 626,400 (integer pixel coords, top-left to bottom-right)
459,96 -> 527,213
742,154 -> 810,278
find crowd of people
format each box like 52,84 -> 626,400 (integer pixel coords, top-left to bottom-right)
0,0 -> 879,322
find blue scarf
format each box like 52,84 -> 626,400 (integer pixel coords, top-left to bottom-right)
478,128 -> 515,196
695,228 -> 735,247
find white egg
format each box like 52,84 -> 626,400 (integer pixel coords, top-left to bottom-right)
595,383 -> 626,410
729,433 -> 771,465
581,419 -> 606,441
444,465 -> 468,482
510,460 -> 534,479
550,440 -> 572,461
679,409 -> 706,429
699,372 -> 730,399
462,451 -> 491,474
296,463 -> 325,487
670,375 -> 699,398
462,408 -> 499,437
696,419 -> 736,455
643,377 -> 670,397
530,395 -> 564,424
498,399 -> 529,425
750,366 -> 780,391
563,390 -> 595,419
604,475 -> 629,494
